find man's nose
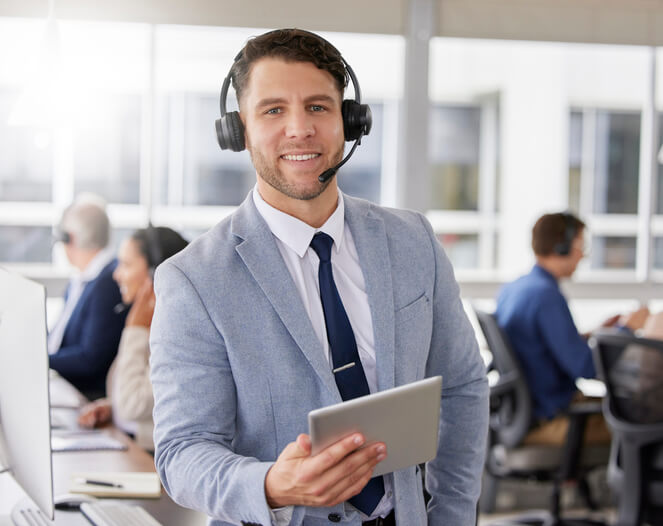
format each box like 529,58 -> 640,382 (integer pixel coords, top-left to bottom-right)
284,108 -> 315,138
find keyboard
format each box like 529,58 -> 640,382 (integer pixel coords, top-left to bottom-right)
79,502 -> 163,526
10,502 -> 162,526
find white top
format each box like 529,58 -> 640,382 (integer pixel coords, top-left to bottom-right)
47,248 -> 115,355
252,187 -> 395,522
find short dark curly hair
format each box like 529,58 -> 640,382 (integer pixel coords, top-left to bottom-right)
230,28 -> 348,105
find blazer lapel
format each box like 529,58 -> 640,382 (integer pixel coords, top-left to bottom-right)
231,196 -> 340,401
345,197 -> 396,392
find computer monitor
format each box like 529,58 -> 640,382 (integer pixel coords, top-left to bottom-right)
0,267 -> 54,521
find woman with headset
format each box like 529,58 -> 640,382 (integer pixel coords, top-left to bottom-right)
78,226 -> 188,451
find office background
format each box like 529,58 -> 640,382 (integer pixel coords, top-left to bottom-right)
3,0 -> 663,330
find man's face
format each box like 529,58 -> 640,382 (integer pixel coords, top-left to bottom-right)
564,231 -> 586,277
240,57 -> 345,202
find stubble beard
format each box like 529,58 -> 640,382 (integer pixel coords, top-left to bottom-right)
248,144 -> 344,201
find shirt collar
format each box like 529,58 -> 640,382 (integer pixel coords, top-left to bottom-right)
77,247 -> 114,283
252,186 -> 345,258
533,263 -> 558,285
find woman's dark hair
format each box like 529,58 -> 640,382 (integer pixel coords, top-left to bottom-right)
131,226 -> 188,270
230,28 -> 348,104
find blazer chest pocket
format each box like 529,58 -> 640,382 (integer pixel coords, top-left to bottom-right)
394,293 -> 433,371
395,293 -> 430,326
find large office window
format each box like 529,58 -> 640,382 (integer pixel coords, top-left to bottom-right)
0,18 -> 402,269
430,105 -> 481,211
73,94 -> 142,204
593,111 -> 641,215
569,108 -> 641,271
0,89 -> 54,202
429,38 -> 654,280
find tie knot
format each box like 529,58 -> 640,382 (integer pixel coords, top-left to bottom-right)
310,232 -> 333,263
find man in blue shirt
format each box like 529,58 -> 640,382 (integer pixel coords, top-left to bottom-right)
495,212 -> 648,445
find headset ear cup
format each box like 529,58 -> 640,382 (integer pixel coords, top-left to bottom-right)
215,117 -> 227,150
342,100 -> 372,141
554,243 -> 570,256
226,111 -> 245,152
215,111 -> 245,152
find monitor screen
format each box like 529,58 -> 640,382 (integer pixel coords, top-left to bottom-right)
0,267 -> 54,520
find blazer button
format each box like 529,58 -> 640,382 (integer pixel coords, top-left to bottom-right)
328,512 -> 342,522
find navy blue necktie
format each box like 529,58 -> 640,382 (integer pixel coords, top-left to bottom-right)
310,232 -> 385,515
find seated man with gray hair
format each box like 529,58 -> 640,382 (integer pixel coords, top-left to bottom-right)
49,194 -> 127,400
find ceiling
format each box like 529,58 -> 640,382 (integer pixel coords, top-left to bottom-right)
3,0 -> 663,46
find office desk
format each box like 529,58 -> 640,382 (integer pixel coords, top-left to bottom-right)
0,372 -> 208,526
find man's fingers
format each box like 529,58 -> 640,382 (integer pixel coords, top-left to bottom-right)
279,434 -> 313,461
296,433 -> 312,454
309,433 -> 365,473
305,442 -> 387,506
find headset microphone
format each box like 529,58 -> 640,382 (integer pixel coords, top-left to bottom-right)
318,138 -> 362,183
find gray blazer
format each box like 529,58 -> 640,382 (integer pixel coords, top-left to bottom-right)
150,193 -> 489,526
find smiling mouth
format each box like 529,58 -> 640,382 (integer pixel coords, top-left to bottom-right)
281,153 -> 320,161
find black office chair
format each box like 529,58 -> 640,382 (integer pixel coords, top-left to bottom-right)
590,332 -> 663,526
474,308 -> 608,526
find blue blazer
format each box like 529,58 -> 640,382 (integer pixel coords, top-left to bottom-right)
150,193 -> 489,526
49,259 -> 127,400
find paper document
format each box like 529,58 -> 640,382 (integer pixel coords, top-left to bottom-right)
69,472 -> 161,498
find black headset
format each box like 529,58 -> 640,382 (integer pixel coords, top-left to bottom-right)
553,213 -> 578,256
214,29 -> 372,183
56,230 -> 71,244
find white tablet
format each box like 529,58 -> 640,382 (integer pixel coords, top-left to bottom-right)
308,376 -> 442,477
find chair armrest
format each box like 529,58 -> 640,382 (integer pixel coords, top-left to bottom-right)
490,370 -> 519,398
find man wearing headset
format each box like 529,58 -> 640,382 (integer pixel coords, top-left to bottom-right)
48,194 -> 127,400
150,28 -> 488,526
495,212 -> 649,445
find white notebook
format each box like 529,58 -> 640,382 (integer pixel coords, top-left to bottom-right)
69,472 -> 161,498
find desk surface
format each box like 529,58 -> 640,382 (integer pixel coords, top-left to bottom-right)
0,372 -> 208,526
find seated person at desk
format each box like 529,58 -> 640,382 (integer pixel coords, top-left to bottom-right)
495,211 -> 649,445
78,226 -> 188,451
49,195 -> 127,400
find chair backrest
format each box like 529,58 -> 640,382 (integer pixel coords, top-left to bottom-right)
590,331 -> 663,523
591,331 -> 663,432
473,308 -> 534,448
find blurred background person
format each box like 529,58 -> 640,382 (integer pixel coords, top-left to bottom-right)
48,194 -> 127,400
78,226 -> 188,451
495,211 -> 649,445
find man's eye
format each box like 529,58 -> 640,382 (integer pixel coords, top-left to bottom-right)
266,108 -> 281,115
310,105 -> 325,112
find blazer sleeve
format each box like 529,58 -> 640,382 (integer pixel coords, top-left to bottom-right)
112,326 -> 154,422
150,261 -> 274,526
49,273 -> 125,383
417,214 -> 490,526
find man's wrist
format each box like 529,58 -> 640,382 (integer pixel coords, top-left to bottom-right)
264,465 -> 286,508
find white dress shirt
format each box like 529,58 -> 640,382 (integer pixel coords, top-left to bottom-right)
47,248 -> 115,355
253,187 -> 395,523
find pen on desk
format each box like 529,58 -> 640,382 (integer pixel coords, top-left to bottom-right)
74,477 -> 124,488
